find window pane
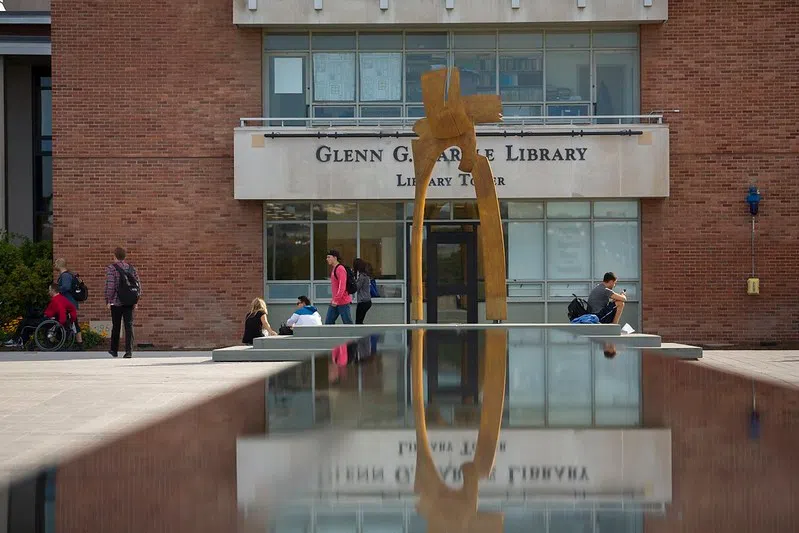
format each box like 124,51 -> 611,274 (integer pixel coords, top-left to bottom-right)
265,202 -> 311,220
546,104 -> 590,118
508,222 -> 544,280
314,203 -> 357,220
313,106 -> 355,120
595,347 -> 641,425
593,221 -> 640,279
547,201 -> 590,218
595,51 -> 639,117
593,31 -> 638,48
452,201 -> 479,219
549,510 -> 593,532
545,51 -> 590,101
548,343 -> 592,426
269,56 -> 308,123
266,224 -> 311,280
40,88 -> 52,136
39,155 -> 52,213
499,32 -> 543,49
500,54 -> 543,102
312,33 -> 356,50
314,223 -> 357,280
360,222 -> 404,280
360,202 -> 404,220
546,222 -> 590,280
405,52 -> 448,102
406,33 -> 447,50
360,106 -> 403,121
502,105 -> 542,118
265,33 -> 309,50
545,32 -> 590,48
454,53 -> 496,96
453,32 -> 496,49
506,201 -> 544,218
316,511 -> 358,533
313,53 -> 355,101
362,512 -> 404,533
40,139 -> 53,153
360,52 -> 402,101
405,201 -> 451,220
359,32 -> 402,50
508,329 -> 545,425
594,201 -> 638,218
267,283 -> 311,300
407,106 -> 425,118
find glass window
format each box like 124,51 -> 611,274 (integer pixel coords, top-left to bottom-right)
268,56 -> 308,124
593,221 -> 640,280
265,33 -> 309,50
313,53 -> 355,101
595,348 -> 641,425
311,33 -> 356,50
454,53 -> 496,96
406,201 -> 451,220
547,201 -> 590,218
267,283 -> 311,300
549,510 -> 593,531
360,106 -> 403,120
452,201 -> 479,219
545,51 -> 591,101
594,201 -> 638,218
405,52 -> 448,102
313,203 -> 357,220
316,511 -> 358,533
360,202 -> 404,220
546,222 -> 590,280
360,223 -> 404,279
407,106 -> 425,118
500,54 -> 543,102
406,33 -> 447,50
593,31 -> 638,48
507,222 -> 544,280
508,329 -> 545,425
547,344 -> 592,425
362,512 -> 404,533
313,106 -> 355,120
265,203 -> 311,221
547,104 -> 590,118
314,223 -> 357,280
506,201 -> 544,218
39,155 -> 52,213
359,33 -> 403,50
499,32 -> 543,49
360,52 -> 402,101
546,32 -> 590,48
502,105 -> 542,118
595,51 -> 639,117
266,224 -> 311,280
453,32 -> 496,49
40,89 -> 52,136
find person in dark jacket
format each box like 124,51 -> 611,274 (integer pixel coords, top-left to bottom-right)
353,258 -> 372,325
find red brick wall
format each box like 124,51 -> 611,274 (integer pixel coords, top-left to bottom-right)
50,0 -> 263,348
55,378 -> 266,533
643,354 -> 799,532
640,0 -> 799,344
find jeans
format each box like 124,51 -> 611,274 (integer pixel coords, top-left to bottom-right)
356,301 -> 372,324
325,304 -> 353,325
110,305 -> 135,355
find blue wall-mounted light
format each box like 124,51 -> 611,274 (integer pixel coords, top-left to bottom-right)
746,185 -> 762,216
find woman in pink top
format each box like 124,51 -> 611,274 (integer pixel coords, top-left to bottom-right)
324,249 -> 353,324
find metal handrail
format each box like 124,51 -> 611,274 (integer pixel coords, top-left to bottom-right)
239,115 -> 664,128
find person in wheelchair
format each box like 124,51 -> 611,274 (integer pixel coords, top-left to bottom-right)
4,283 -> 78,348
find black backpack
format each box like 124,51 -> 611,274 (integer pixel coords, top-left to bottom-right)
70,272 -> 89,302
567,293 -> 589,321
334,264 -> 358,295
113,264 -> 141,306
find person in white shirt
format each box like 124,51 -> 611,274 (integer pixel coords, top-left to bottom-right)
286,295 -> 323,328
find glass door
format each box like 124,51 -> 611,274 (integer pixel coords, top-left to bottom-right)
267,54 -> 308,126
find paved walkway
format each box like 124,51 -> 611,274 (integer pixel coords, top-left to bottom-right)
696,350 -> 799,390
0,350 -> 292,484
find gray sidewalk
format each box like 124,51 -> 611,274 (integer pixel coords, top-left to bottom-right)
0,350 -> 291,484
697,350 -> 799,390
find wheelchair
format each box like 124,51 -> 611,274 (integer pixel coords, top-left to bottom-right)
30,319 -> 77,351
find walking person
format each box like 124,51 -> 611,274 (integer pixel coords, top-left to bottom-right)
353,258 -> 373,325
324,249 -> 353,325
55,258 -> 84,349
105,247 -> 141,358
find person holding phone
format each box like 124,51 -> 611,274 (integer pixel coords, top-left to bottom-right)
587,272 -> 627,324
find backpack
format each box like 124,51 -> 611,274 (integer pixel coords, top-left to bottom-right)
113,264 -> 141,306
70,272 -> 89,302
567,293 -> 589,321
334,264 -> 358,295
369,278 -> 379,298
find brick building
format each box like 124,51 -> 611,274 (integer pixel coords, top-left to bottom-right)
2,0 -> 797,348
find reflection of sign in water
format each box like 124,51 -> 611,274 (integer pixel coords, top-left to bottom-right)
313,53 -> 355,101
237,429 -> 673,502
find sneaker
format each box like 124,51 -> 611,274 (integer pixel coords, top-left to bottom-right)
3,338 -> 22,348
122,353 -> 133,359
108,350 -> 118,358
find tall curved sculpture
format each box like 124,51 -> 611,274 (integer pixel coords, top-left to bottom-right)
410,67 -> 508,323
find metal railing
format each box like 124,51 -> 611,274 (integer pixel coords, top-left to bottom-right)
239,114 -> 664,129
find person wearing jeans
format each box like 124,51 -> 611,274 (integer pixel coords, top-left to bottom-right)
324,249 -> 353,325
105,246 -> 140,358
353,257 -> 373,325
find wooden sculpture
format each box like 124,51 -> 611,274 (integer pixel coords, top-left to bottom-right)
411,328 -> 508,533
410,67 -> 508,322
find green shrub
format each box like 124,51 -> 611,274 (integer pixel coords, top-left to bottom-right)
79,324 -> 107,349
0,232 -> 53,323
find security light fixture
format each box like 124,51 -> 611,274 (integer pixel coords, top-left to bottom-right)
446,0 -> 455,9
247,0 -> 257,10
644,0 -> 654,6
314,0 -> 323,10
511,0 -> 520,8
746,185 -> 762,216
380,0 -> 389,9
577,0 -> 586,8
